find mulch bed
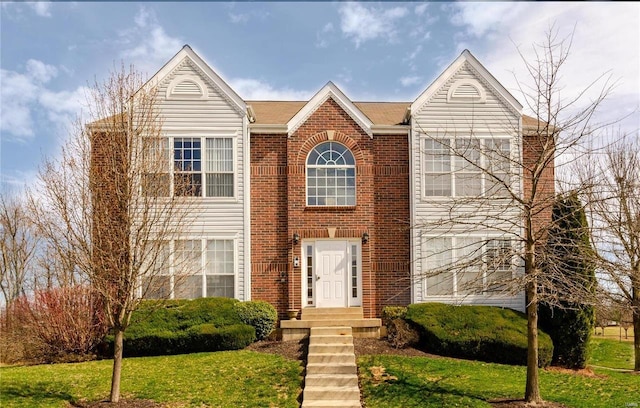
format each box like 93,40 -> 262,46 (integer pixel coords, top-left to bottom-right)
489,399 -> 569,408
72,399 -> 165,408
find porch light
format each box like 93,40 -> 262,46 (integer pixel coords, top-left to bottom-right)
362,232 -> 369,244
293,233 -> 300,245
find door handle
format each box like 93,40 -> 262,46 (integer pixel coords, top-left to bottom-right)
316,275 -> 321,281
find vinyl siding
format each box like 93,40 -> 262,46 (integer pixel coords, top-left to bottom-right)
157,58 -> 247,300
411,61 -> 524,311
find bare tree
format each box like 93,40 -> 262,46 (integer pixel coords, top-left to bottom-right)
32,65 -> 192,402
416,27 -> 613,403
579,133 -> 640,369
0,192 -> 38,311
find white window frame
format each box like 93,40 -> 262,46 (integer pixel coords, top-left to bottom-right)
170,136 -> 237,199
139,236 -> 238,300
306,142 -> 357,207
421,234 -> 516,299
421,136 -> 512,199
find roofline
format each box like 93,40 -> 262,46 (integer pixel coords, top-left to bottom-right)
143,44 -> 246,115
411,49 -> 522,116
286,81 -> 374,138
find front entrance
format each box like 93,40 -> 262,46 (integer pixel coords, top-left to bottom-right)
302,240 -> 361,308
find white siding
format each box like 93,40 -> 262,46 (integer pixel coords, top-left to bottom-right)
411,61 -> 524,311
157,58 -> 248,300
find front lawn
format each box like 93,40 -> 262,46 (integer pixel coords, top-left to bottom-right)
589,337 -> 635,370
0,351 -> 302,408
358,354 -> 640,408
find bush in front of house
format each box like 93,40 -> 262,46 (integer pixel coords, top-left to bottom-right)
381,306 -> 419,349
406,303 -> 553,367
234,300 -> 278,340
103,297 -> 256,357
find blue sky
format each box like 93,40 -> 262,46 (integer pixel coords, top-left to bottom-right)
1,2 -> 638,192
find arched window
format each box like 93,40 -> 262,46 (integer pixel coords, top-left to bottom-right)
306,142 -> 356,206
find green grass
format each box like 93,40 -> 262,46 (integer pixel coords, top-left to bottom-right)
590,338 -> 635,370
358,354 -> 640,408
0,351 -> 303,408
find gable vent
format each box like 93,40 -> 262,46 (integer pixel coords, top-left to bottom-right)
453,83 -> 480,98
447,79 -> 486,103
166,76 -> 209,99
173,80 -> 203,96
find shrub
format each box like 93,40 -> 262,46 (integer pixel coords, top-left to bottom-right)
386,318 -> 419,349
381,306 -> 408,325
234,300 -> 278,340
116,324 -> 256,357
540,192 -> 596,369
7,286 -> 107,363
103,297 -> 256,357
406,303 -> 553,367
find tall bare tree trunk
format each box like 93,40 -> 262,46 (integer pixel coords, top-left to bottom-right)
634,303 -> 640,371
110,328 -> 124,403
524,241 -> 542,403
525,280 -> 541,402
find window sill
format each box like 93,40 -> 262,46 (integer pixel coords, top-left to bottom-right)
304,205 -> 357,211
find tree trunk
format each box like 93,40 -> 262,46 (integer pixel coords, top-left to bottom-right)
525,278 -> 542,403
110,328 -> 124,402
633,308 -> 640,371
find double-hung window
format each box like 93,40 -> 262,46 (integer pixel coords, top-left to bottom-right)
423,236 -> 514,296
173,137 -> 234,197
423,137 -> 511,197
141,238 -> 236,299
142,137 -> 170,196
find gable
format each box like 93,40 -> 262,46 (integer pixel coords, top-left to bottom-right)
145,45 -> 246,116
412,50 -> 522,117
287,82 -> 373,138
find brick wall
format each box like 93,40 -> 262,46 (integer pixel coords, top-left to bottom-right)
250,98 -> 411,318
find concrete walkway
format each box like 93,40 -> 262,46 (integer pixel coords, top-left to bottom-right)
301,326 -> 362,408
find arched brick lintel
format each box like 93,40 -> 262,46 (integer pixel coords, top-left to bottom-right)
296,130 -> 365,165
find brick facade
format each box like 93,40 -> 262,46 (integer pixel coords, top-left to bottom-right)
250,99 -> 410,318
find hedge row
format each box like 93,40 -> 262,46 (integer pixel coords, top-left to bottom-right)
403,303 -> 553,367
103,297 -> 279,357
107,324 -> 256,357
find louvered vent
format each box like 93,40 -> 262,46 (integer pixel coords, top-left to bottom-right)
447,79 -> 486,103
452,83 -> 480,98
172,80 -> 203,96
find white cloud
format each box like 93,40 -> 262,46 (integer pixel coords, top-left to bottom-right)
0,59 -> 87,142
451,2 -> 639,130
119,7 -> 183,76
229,78 -> 311,100
338,3 -> 408,48
229,12 -> 250,24
415,4 -> 428,16
26,59 -> 58,83
400,76 -> 422,87
26,2 -> 51,17
316,22 -> 335,48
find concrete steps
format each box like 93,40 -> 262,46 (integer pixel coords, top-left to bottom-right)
281,307 -> 381,341
302,326 -> 361,408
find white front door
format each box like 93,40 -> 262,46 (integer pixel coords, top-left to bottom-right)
315,241 -> 348,308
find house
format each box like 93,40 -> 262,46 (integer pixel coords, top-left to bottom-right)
98,45 -> 554,329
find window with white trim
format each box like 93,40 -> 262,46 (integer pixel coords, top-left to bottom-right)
485,239 -> 513,292
142,137 -> 170,197
423,236 -> 514,297
206,239 -> 235,298
141,242 -> 170,299
173,137 -> 234,197
140,238 -> 236,299
423,137 -> 511,197
307,142 -> 356,206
